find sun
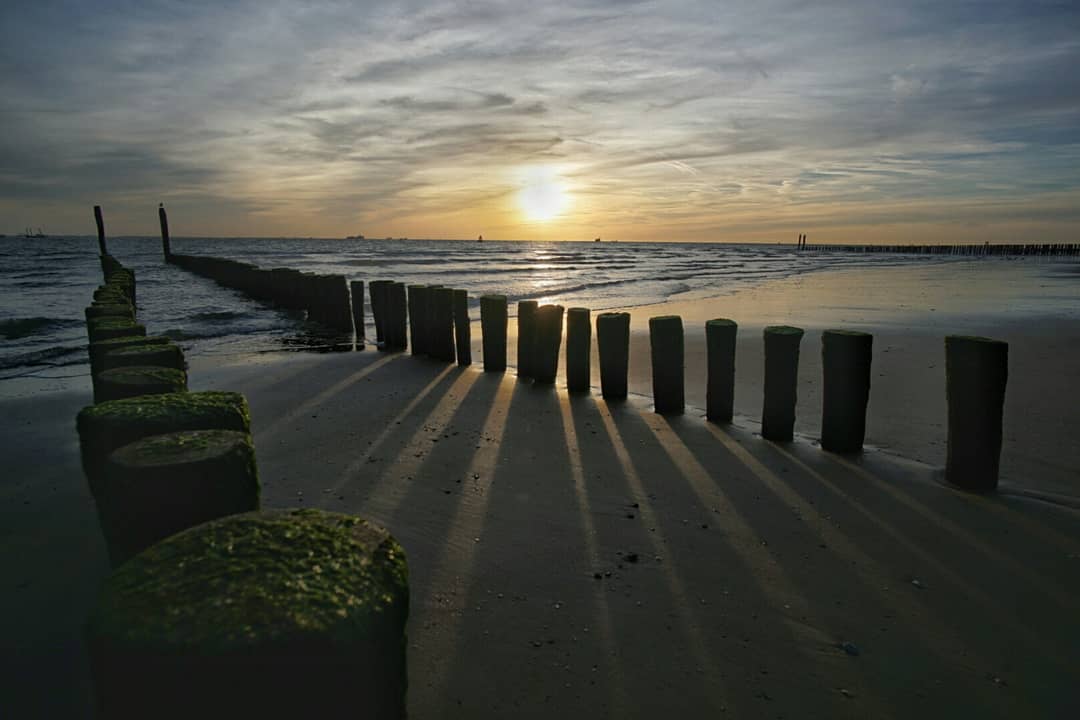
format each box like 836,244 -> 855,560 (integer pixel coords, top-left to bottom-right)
516,166 -> 570,222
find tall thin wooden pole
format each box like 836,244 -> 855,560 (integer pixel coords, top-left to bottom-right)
158,204 -> 172,261
94,205 -> 108,256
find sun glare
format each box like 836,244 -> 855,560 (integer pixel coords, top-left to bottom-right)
517,166 -> 569,222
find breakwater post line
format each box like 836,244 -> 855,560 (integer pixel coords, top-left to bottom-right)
804,242 -> 1079,256
93,205 -> 108,258
945,336 -> 1008,492
649,315 -> 685,415
480,294 -> 507,372
820,329 -> 873,453
762,325 -> 804,441
706,319 -> 737,424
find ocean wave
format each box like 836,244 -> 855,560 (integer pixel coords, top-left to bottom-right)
0,316 -> 81,340
0,344 -> 85,371
190,310 -> 249,322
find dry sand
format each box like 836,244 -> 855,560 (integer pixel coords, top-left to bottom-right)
2,260 -> 1078,718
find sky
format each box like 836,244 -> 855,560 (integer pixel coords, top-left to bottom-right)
1,0 -> 1079,243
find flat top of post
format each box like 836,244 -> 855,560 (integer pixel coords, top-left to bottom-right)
567,307 -> 590,316
764,325 -> 804,336
823,328 -> 872,338
597,311 -> 630,319
480,294 -> 507,301
706,318 -> 737,327
649,315 -> 682,325
945,335 -> 1008,348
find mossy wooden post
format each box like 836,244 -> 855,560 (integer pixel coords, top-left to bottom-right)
408,285 -> 428,356
85,304 -> 134,323
565,307 -> 591,393
98,429 -> 259,566
158,203 -> 172,261
761,325 -> 804,441
89,335 -> 172,376
452,289 -> 471,366
86,509 -> 408,718
821,330 -> 873,453
596,312 -> 630,401
95,366 -> 187,404
350,280 -> 365,347
76,391 -> 251,501
388,282 -> 408,351
649,315 -> 684,415
88,318 -> 146,344
517,300 -> 538,380
94,205 -> 108,257
945,336 -> 1008,492
102,343 -> 185,373
533,304 -> 564,385
432,287 -> 456,363
480,294 -> 507,372
706,319 -> 738,423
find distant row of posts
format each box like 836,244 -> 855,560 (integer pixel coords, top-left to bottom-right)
139,205 -> 1009,493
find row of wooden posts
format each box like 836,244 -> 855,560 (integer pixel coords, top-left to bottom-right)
804,242 -> 1079,256
75,245 -> 409,716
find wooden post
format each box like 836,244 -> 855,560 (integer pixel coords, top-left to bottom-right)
533,304 -> 564,385
86,509 -> 409,718
452,289 -> 472,366
425,285 -> 442,357
821,330 -> 873,453
761,326 -> 804,441
158,203 -> 172,261
945,336 -> 1008,492
94,366 -> 187,404
387,282 -> 407,351
431,287 -> 456,362
649,315 -> 684,415
517,300 -> 538,379
94,205 -> 108,257
408,285 -> 428,356
480,294 -> 507,372
565,307 -> 591,393
369,281 -> 389,348
350,280 -> 365,347
705,319 -> 737,423
596,312 -> 630,401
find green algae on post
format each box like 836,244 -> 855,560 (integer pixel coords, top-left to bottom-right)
945,335 -> 1008,492
94,365 -> 187,404
649,315 -> 684,415
77,391 -> 251,500
88,335 -> 171,376
533,304 -> 565,385
820,329 -> 873,453
565,307 -> 591,393
453,289 -> 472,366
517,300 -> 538,379
705,319 -> 738,423
98,429 -> 260,566
87,317 -> 146,344
86,508 -> 408,718
85,303 -> 134,322
480,294 -> 507,372
762,325 -> 804,441
596,312 -> 630,401
101,343 -> 186,373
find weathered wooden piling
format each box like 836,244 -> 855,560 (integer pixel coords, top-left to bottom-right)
94,366 -> 188,404
85,304 -> 134,323
517,300 -> 538,379
387,282 -> 408,351
821,330 -> 873,453
85,509 -> 409,718
480,294 -> 507,372
101,343 -> 185,374
88,335 -> 172,377
705,319 -> 738,423
350,281 -> 365,346
533,305 -> 565,385
408,285 -> 428,356
98,429 -> 259,566
369,281 -> 390,347
945,335 -> 1008,492
158,203 -> 172,261
431,287 -> 456,362
761,325 -> 804,441
565,307 -> 591,393
649,316 -> 685,415
88,318 -> 146,344
452,289 -> 472,366
94,205 -> 108,257
596,312 -> 630,401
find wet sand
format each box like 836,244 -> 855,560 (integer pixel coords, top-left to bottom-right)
2,259 -> 1078,717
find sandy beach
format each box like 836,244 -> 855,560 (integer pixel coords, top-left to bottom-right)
3,260 -> 1078,717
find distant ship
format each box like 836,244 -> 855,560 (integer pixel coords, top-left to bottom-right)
344,233 -> 365,240
594,237 -> 601,242
478,234 -> 483,242
24,227 -> 47,239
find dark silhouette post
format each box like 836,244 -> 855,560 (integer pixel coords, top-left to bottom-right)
533,304 -> 564,385
649,316 -> 684,414
762,325 -> 804,441
94,205 -> 108,257
480,295 -> 507,372
820,330 -> 873,452
387,282 -> 408,351
158,204 -> 172,261
565,307 -> 591,392
517,300 -> 538,380
369,281 -> 389,347
452,289 -> 471,366
596,312 -> 630,401
706,318 -> 738,423
408,285 -> 428,356
350,281 -> 365,347
431,287 -> 456,362
945,336 -> 1008,492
